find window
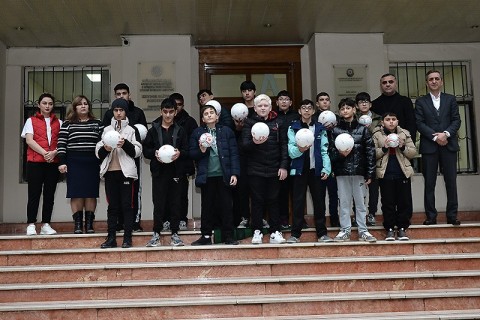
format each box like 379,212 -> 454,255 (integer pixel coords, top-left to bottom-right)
21,66 -> 111,181
390,61 -> 477,173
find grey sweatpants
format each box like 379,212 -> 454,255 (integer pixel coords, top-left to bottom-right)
336,175 -> 368,234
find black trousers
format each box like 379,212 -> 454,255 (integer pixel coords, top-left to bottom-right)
421,149 -> 458,220
320,175 -> 339,221
249,175 -> 280,232
278,176 -> 293,225
165,174 -> 190,224
379,177 -> 412,230
152,171 -> 183,234
117,157 -> 142,226
232,155 -> 250,225
200,176 -> 234,239
291,169 -> 328,238
104,171 -> 135,235
368,178 -> 379,215
26,162 -> 60,224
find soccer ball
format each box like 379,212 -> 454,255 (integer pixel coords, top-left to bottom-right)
103,130 -> 121,148
335,133 -> 355,151
295,128 -> 315,148
318,110 -> 337,127
231,103 -> 249,121
358,115 -> 372,127
134,124 -> 148,142
199,132 -> 214,148
205,100 -> 222,115
157,144 -> 176,163
251,122 -> 270,143
386,133 -> 400,148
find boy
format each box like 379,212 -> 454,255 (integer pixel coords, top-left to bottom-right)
189,105 -> 240,245
329,98 -> 376,242
286,99 -> 332,243
197,89 -> 234,130
241,94 -> 289,244
355,92 -> 381,226
102,83 -> 147,232
96,98 -> 142,248
373,112 -> 417,240
315,92 -> 340,227
143,98 -> 188,247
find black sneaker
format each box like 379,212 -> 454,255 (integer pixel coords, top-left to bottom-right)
116,224 -> 124,232
351,217 -> 357,227
191,235 -> 212,246
385,228 -> 395,241
397,228 -> 409,241
367,214 -> 376,226
224,238 -> 239,245
132,222 -> 143,232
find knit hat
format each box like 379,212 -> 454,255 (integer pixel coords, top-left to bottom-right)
111,98 -> 128,110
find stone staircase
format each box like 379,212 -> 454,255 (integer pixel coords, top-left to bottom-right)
0,212 -> 479,319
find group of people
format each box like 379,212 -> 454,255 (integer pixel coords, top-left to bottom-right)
22,69 -> 461,248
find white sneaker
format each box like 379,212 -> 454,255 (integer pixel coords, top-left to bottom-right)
26,224 -> 36,236
179,221 -> 188,231
270,231 -> 286,244
251,229 -> 263,244
40,223 -> 57,235
237,217 -> 248,229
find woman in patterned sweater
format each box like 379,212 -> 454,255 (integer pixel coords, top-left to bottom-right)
57,95 -> 104,234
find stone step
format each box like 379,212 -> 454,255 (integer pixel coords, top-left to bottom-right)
0,252 -> 479,284
0,288 -> 479,319
1,223 -> 479,251
1,237 -> 480,267
1,270 -> 479,303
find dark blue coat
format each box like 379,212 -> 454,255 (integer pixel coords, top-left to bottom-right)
189,124 -> 240,187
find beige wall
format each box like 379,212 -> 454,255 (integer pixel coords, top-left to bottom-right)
1,34 -> 479,223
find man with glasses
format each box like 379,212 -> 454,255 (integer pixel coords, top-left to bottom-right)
371,74 -> 417,141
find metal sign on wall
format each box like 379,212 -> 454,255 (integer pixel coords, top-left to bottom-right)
137,61 -> 176,122
333,64 -> 368,107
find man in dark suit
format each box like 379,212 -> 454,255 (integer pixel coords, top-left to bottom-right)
415,70 -> 461,225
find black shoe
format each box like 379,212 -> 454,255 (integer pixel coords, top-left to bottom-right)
191,235 -> 212,246
302,223 -> 309,230
423,219 -> 437,225
100,236 -> 117,249
224,238 -> 239,245
73,211 -> 83,234
366,214 -> 376,226
116,224 -> 124,232
385,228 -> 395,241
351,217 -> 358,227
84,211 -> 95,233
397,228 -> 409,240
121,239 -> 132,248
132,222 -> 143,232
447,219 -> 461,226
281,224 -> 291,230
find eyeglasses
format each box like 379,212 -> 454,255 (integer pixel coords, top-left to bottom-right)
357,100 -> 370,105
382,80 -> 395,85
278,97 -> 291,102
301,105 -> 314,110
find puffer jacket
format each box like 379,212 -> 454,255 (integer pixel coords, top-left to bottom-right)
329,118 -> 376,180
372,125 -> 417,179
241,111 -> 289,177
189,124 -> 240,187
96,117 -> 142,179
175,109 -> 198,175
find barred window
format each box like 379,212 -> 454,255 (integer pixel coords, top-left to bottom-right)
390,61 -> 477,174
21,66 -> 111,182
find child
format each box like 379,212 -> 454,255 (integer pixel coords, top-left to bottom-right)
96,98 -> 142,248
329,98 -> 376,242
143,98 -> 188,247
315,92 -> 340,228
286,99 -> 332,243
189,105 -> 240,245
372,112 -> 417,240
241,94 -> 289,244
355,92 -> 382,227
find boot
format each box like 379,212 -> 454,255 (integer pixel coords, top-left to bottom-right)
122,231 -> 133,248
73,211 -> 83,234
100,233 -> 117,249
85,211 -> 95,234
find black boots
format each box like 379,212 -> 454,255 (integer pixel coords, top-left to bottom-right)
122,231 -> 133,248
101,233 -> 117,249
73,211 -> 83,234
85,211 -> 95,233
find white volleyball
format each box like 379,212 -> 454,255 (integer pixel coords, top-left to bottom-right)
386,133 -> 400,148
199,132 -> 214,148
251,122 -> 270,143
157,144 -> 176,163
205,100 -> 222,115
103,130 -> 121,148
295,128 -> 315,148
335,133 -> 355,152
318,110 -> 337,127
358,115 -> 373,127
134,124 -> 148,142
231,103 -> 249,121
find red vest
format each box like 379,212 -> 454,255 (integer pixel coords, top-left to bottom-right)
26,113 -> 60,163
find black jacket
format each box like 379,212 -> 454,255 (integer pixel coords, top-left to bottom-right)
174,109 -> 198,175
142,117 -> 188,178
241,111 -> 289,177
102,100 -> 147,127
329,118 -> 376,180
